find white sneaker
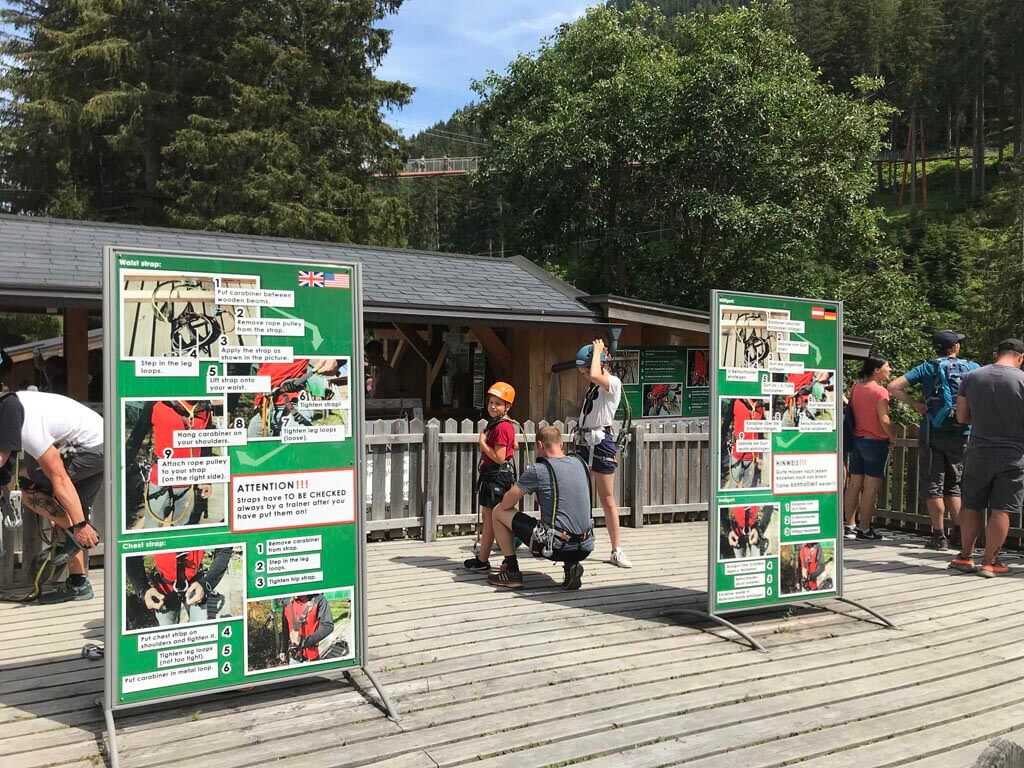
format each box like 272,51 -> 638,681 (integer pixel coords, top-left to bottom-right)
609,549 -> 632,568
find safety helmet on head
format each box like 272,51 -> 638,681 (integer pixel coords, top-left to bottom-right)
486,381 -> 515,406
575,344 -> 607,368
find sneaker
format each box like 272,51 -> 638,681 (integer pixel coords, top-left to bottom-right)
37,579 -> 93,603
609,549 -> 633,568
843,525 -> 857,540
463,556 -> 491,572
924,532 -> 949,551
978,561 -> 1010,578
562,562 -> 584,591
487,565 -> 523,589
855,528 -> 884,541
948,557 -> 977,574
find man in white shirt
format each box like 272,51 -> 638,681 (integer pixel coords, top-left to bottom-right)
0,391 -> 103,601
575,338 -> 631,568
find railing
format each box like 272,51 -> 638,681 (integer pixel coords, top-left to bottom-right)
0,417 -> 712,590
873,424 -> 1024,547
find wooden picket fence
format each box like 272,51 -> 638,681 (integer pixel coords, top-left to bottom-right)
872,424 -> 1024,547
0,417 -> 712,590
363,417 -> 711,541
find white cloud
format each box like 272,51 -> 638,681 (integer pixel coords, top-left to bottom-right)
377,0 -> 592,129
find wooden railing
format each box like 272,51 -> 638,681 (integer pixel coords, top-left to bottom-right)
872,424 -> 1024,546
0,417 -> 713,589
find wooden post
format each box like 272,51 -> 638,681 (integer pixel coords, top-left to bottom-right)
628,423 -> 645,528
424,419 -> 440,542
63,308 -> 89,400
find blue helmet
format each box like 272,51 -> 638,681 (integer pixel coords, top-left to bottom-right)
575,344 -> 607,368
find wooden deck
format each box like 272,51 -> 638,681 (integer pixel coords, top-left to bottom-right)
3,523 -> 1024,768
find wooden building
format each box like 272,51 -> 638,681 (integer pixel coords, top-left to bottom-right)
0,215 -> 874,421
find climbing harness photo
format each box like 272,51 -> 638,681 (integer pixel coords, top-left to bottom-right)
719,396 -> 772,491
718,306 -> 792,370
123,398 -> 227,531
718,503 -> 780,560
124,547 -> 240,631
239,358 -> 351,440
770,370 -> 837,430
243,588 -> 355,673
119,269 -> 260,359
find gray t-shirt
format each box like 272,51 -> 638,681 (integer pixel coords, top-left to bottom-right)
516,457 -> 594,546
959,364 -> 1024,453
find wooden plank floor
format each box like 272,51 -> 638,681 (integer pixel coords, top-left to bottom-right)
2,523 -> 1024,768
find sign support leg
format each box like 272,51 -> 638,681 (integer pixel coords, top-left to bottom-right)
663,608 -> 768,653
349,667 -> 400,721
97,698 -> 121,768
830,596 -> 898,628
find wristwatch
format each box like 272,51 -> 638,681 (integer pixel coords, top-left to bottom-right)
70,519 -> 90,532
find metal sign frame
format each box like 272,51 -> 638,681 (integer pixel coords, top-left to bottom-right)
101,247 -> 395,764
707,289 -> 845,617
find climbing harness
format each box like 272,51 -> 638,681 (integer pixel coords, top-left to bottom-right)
151,550 -> 207,617
260,374 -> 315,437
725,311 -> 773,369
529,456 -> 593,560
151,280 -> 234,357
144,400 -> 212,527
472,415 -> 530,556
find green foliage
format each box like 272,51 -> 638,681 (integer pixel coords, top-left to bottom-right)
0,313 -> 62,349
1,0 -> 413,243
471,2 -> 930,357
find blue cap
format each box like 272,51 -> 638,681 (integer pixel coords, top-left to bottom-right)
575,344 -> 607,368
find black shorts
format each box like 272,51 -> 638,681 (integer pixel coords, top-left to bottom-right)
25,445 -> 104,520
478,463 -> 516,509
511,512 -> 592,564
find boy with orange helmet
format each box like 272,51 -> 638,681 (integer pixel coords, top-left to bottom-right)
464,382 -> 519,572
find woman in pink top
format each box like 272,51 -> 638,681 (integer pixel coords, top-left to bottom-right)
843,357 -> 895,541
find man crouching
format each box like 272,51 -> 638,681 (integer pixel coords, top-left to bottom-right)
488,425 -> 594,590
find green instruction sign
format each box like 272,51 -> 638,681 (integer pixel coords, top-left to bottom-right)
708,291 -> 843,614
614,346 -> 709,419
104,248 -> 364,709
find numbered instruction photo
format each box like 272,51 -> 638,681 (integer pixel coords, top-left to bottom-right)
780,540 -> 836,595
718,306 -> 792,370
120,269 -> 263,359
770,370 -> 836,430
719,396 -> 772,491
718,504 -> 780,561
123,546 -> 245,633
229,356 -> 352,441
245,588 -> 355,674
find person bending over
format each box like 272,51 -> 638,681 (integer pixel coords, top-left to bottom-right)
488,425 -> 594,590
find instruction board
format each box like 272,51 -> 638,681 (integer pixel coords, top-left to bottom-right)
708,291 -> 843,614
104,248 -> 365,709
614,345 -> 709,419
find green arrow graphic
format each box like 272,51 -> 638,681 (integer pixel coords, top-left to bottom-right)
792,334 -> 822,365
263,306 -> 324,351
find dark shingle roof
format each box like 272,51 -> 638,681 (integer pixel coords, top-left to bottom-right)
0,215 -> 597,323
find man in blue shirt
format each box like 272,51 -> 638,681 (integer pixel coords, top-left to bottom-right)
889,330 -> 979,550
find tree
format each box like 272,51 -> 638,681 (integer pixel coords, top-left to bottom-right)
472,2 -> 930,358
1,0 -> 413,244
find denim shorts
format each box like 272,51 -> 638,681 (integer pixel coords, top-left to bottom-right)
849,437 -> 890,479
572,430 -> 618,475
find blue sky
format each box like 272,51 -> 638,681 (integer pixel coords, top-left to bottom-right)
377,0 -> 591,136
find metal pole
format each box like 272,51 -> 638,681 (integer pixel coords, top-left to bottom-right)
663,608 -> 769,653
97,699 -> 120,768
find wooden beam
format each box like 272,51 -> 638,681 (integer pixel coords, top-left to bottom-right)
392,323 -> 433,365
468,325 -> 511,381
63,308 -> 89,401
389,339 -> 408,369
428,346 -> 447,387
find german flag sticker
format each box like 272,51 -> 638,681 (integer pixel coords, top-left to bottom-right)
812,306 -> 837,320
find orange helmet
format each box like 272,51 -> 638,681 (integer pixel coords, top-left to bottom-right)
486,381 -> 515,406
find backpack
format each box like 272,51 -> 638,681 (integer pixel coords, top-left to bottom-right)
925,358 -> 973,432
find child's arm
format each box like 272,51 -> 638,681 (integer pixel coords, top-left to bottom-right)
479,422 -> 513,463
586,338 -> 613,391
